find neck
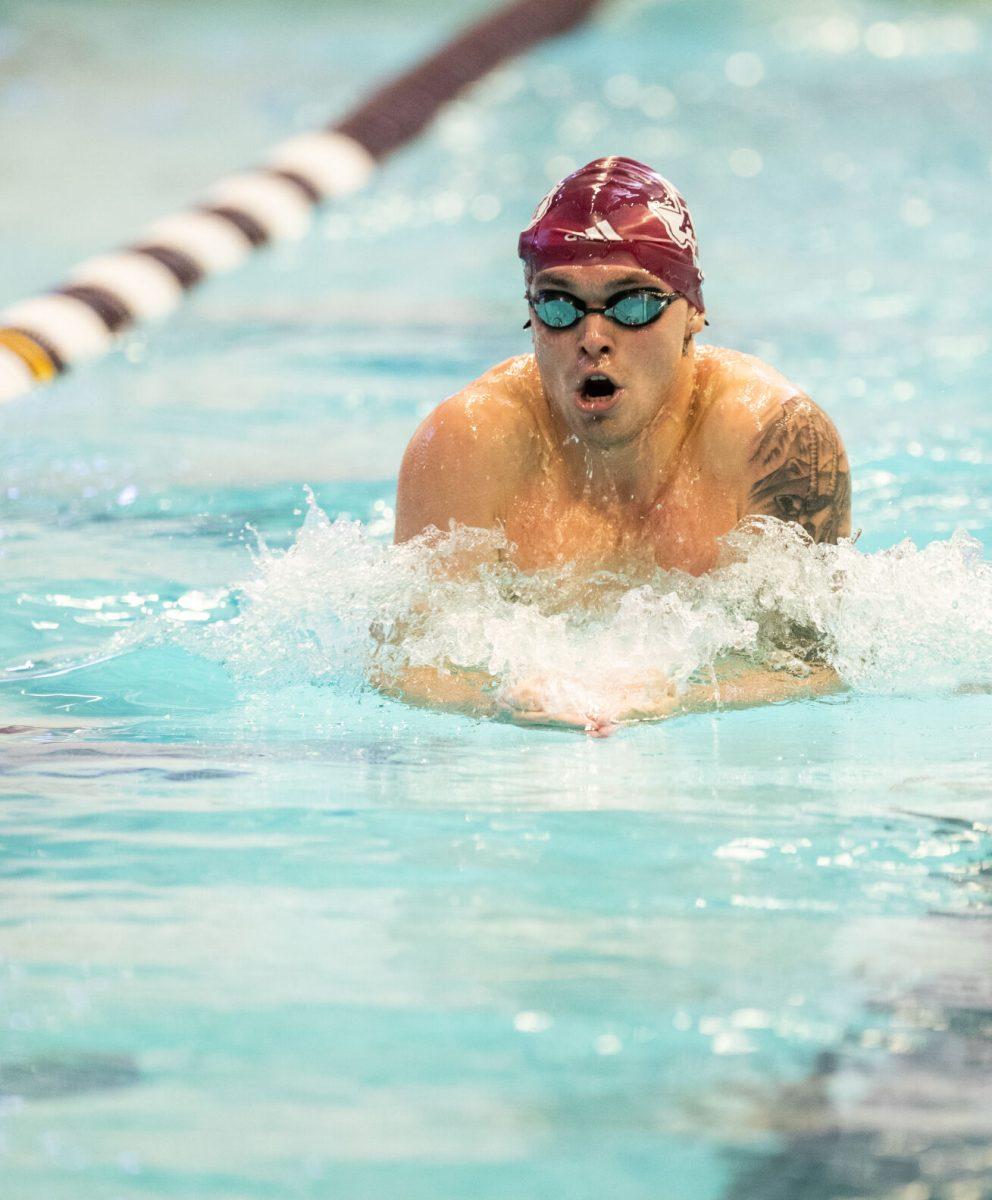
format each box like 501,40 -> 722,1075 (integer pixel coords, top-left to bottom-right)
557,350 -> 699,510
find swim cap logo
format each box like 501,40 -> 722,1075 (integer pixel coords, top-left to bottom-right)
646,196 -> 698,261
563,219 -> 623,243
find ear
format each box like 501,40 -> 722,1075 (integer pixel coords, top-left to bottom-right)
681,308 -> 706,357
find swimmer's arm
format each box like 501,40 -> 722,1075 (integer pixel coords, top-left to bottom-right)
368,663 -> 844,731
371,666 -> 620,734
369,662 -> 623,727
379,390 -> 538,715
742,395 -> 852,543
497,664 -> 845,734
667,664 -> 845,717
368,664 -> 500,718
553,663 -> 844,728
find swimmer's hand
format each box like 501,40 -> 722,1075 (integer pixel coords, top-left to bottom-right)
496,672 -> 679,737
496,680 -> 619,737
496,664 -> 845,735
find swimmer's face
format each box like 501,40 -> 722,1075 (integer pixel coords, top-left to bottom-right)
528,261 -> 699,449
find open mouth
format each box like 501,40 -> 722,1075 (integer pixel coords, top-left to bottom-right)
576,373 -> 621,411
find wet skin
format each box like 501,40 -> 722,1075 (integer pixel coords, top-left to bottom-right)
395,261 -> 851,575
389,259 -> 851,731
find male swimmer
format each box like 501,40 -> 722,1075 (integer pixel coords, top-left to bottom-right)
383,157 -> 851,733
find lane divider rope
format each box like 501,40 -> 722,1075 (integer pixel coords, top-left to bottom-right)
0,0 -> 600,403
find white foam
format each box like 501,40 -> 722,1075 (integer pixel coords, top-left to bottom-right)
193,497 -> 992,715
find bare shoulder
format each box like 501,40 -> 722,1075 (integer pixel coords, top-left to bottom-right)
400,355 -> 541,478
695,346 -> 851,543
395,355 -> 543,542
694,346 -> 804,457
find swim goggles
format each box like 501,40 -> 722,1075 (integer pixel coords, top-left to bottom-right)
525,288 -> 681,330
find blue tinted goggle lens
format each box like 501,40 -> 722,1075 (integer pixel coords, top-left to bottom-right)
531,290 -> 672,329
534,296 -> 582,327
610,292 -> 666,325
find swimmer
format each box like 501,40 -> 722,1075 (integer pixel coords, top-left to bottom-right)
382,157 -> 851,732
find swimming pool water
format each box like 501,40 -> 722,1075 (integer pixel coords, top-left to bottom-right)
2,1 -> 991,1197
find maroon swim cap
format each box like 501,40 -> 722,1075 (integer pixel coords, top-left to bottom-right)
518,156 -> 705,313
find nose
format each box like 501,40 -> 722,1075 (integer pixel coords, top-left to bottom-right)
577,313 -> 614,360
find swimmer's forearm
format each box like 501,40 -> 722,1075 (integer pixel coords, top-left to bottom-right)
368,665 -> 499,718
613,666 -> 842,726
670,665 -> 845,717
372,668 -> 614,732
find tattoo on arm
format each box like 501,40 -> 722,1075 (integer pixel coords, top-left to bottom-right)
746,396 -> 851,543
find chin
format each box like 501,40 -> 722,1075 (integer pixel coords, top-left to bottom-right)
573,414 -> 639,448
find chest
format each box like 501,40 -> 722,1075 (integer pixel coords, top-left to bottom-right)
503,463 -> 740,576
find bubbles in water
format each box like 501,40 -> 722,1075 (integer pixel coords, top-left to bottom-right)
724,52 -> 765,88
186,495 -> 992,715
729,148 -> 764,179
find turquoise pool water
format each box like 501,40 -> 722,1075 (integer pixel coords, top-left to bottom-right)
2,1 -> 991,1197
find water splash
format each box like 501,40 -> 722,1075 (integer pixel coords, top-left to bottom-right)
192,495 -> 992,712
